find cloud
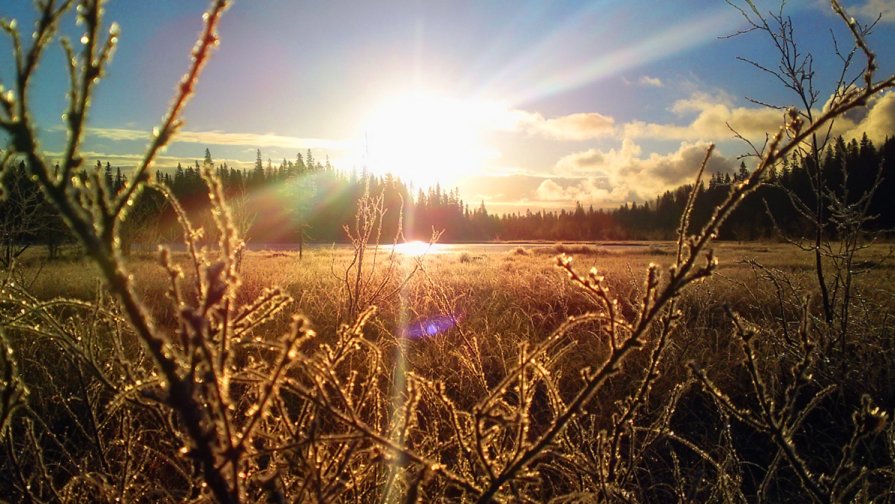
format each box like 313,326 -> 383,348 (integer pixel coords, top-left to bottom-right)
623,93 -> 785,141
553,149 -> 605,174
852,0 -> 895,23
535,177 -> 632,206
83,128 -> 148,142
840,91 -> 895,143
630,142 -> 734,187
623,88 -> 894,146
42,150 -> 256,171
542,89 -> 894,209
515,111 -> 616,141
86,127 -> 348,151
638,75 -> 664,87
554,139 -> 641,176
547,139 -> 736,203
535,179 -> 567,200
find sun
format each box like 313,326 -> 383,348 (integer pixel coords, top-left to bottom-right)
360,90 -> 506,188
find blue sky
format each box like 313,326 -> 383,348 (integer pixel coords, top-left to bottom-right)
2,0 -> 894,212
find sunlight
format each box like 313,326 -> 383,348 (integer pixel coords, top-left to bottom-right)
503,7 -> 739,104
394,240 -> 435,256
360,90 -> 506,187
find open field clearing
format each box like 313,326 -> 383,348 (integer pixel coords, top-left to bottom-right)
17,240 -> 895,321
4,240 -> 895,501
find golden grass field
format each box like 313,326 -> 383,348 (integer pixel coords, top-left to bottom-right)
21,241 -> 894,326
17,240 -> 895,392
5,240 -> 894,501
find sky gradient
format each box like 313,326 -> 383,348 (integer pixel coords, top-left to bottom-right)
2,0 -> 894,213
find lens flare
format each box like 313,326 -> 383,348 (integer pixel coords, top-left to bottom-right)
405,314 -> 460,340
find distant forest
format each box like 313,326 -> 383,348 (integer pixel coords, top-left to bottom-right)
1,134 -> 893,258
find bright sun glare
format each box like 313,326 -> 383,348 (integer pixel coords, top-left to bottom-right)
394,240 -> 436,256
361,91 -> 507,188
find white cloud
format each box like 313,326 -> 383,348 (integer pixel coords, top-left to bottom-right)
535,179 -> 567,200
840,91 -> 895,143
554,139 -> 642,176
538,89 -> 894,209
851,0 -> 895,23
625,88 -> 895,147
624,93 -> 785,141
813,89 -> 895,144
553,149 -> 605,175
515,110 -> 616,141
535,177 -> 632,206
812,0 -> 894,23
638,75 -> 664,87
547,139 -> 736,203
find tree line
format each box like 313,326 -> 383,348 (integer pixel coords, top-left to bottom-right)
1,134 -> 892,258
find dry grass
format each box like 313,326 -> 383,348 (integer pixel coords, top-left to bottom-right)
6,241 -> 894,500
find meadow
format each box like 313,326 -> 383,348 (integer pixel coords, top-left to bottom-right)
4,240 -> 894,501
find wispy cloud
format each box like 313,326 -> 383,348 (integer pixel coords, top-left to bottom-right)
86,127 -> 349,151
638,75 -> 664,87
42,150 -> 257,170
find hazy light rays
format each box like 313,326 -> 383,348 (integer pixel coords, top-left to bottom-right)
229,170 -> 353,249
454,1 -> 584,93
412,16 -> 426,90
381,334 -> 410,502
381,233 -> 420,501
499,5 -> 741,106
468,1 -> 618,104
238,177 -> 308,244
